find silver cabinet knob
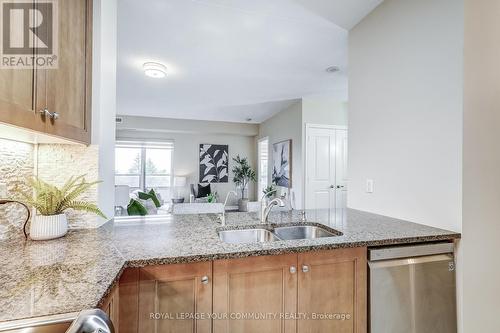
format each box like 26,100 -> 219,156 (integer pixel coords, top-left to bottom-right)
201,276 -> 209,285
39,108 -> 59,120
302,265 -> 310,273
290,266 -> 297,274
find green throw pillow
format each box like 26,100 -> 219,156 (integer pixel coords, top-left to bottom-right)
137,190 -> 161,208
148,189 -> 161,208
127,199 -> 147,216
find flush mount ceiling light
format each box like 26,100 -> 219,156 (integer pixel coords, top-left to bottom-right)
325,66 -> 340,73
143,62 -> 167,78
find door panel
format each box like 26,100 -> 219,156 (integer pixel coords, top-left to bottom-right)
297,248 -> 367,333
138,262 -> 212,333
37,0 -> 91,143
213,254 -> 297,333
0,2 -> 41,132
305,126 -> 348,223
305,126 -> 336,221
119,268 -> 140,333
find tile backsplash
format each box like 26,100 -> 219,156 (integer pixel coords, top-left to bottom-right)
37,144 -> 100,228
0,139 -> 34,241
0,139 -> 101,241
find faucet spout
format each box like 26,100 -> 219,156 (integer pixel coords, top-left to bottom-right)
261,198 -> 286,224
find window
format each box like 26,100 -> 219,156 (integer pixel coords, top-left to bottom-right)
257,137 -> 269,200
115,140 -> 174,202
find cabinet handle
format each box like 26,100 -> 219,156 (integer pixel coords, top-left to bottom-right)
39,108 -> 59,120
302,265 -> 310,273
201,276 -> 209,285
290,266 -> 297,274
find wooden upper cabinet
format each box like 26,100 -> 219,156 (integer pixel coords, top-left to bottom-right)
37,0 -> 92,144
138,262 -> 212,333
0,67 -> 43,131
0,0 -> 92,143
213,254 -> 298,333
0,0 -> 41,133
297,248 -> 367,333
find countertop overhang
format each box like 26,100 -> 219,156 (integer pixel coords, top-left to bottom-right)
0,209 -> 460,323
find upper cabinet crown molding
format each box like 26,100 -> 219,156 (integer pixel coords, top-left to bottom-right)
0,0 -> 92,145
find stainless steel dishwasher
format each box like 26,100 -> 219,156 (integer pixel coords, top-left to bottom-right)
369,242 -> 457,333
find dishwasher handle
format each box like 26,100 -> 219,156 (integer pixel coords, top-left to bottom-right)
369,242 -> 454,261
65,309 -> 114,333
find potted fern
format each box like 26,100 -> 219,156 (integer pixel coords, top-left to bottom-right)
232,155 -> 256,212
16,175 -> 106,240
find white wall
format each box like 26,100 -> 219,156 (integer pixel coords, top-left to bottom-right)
348,0 -> 464,232
92,0 -> 117,219
462,0 -> 500,331
117,117 -> 258,205
259,101 -> 303,208
302,95 -> 348,126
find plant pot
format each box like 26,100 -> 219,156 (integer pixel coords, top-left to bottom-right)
238,198 -> 249,212
29,214 -> 68,241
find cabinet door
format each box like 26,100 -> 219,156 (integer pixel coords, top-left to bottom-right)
297,248 -> 367,333
213,254 -> 297,333
100,283 -> 120,333
0,0 -> 41,133
119,268 -> 140,333
36,0 -> 92,143
138,262 -> 212,333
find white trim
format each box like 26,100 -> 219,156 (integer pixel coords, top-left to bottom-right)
257,136 -> 270,201
305,123 -> 348,131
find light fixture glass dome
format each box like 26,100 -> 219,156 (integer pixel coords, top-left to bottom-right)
143,62 -> 167,78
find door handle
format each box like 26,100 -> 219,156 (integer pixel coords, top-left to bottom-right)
302,265 -> 310,273
329,185 -> 335,189
201,276 -> 209,285
336,185 -> 345,189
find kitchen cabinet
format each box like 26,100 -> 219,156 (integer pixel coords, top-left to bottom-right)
213,254 -> 298,333
297,248 -> 367,333
119,268 -> 140,333
213,248 -> 366,333
117,247 -> 366,333
0,62 -> 41,134
0,0 -> 92,144
100,283 -> 120,332
138,262 -> 212,333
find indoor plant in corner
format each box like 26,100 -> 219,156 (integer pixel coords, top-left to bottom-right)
16,175 -> 106,241
232,155 -> 256,212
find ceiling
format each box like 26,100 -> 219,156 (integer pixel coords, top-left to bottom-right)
117,0 -> 382,123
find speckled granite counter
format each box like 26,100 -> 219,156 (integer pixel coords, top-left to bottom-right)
0,209 -> 460,323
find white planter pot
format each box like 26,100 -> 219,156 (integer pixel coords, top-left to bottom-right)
30,214 -> 68,241
238,198 -> 249,212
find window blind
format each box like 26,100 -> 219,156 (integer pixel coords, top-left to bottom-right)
116,140 -> 174,150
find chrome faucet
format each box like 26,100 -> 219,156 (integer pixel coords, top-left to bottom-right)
220,191 -> 238,226
261,198 -> 285,224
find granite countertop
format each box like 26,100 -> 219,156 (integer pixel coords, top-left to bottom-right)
0,209 -> 460,323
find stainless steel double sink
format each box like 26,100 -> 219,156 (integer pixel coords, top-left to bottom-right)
218,224 -> 341,244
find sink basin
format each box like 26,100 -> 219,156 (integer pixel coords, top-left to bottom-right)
273,225 -> 339,240
218,229 -> 281,244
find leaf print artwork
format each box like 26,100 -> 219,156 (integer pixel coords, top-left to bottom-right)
272,140 -> 292,188
199,144 -> 229,183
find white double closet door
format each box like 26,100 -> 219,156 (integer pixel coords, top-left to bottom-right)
305,125 -> 348,224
